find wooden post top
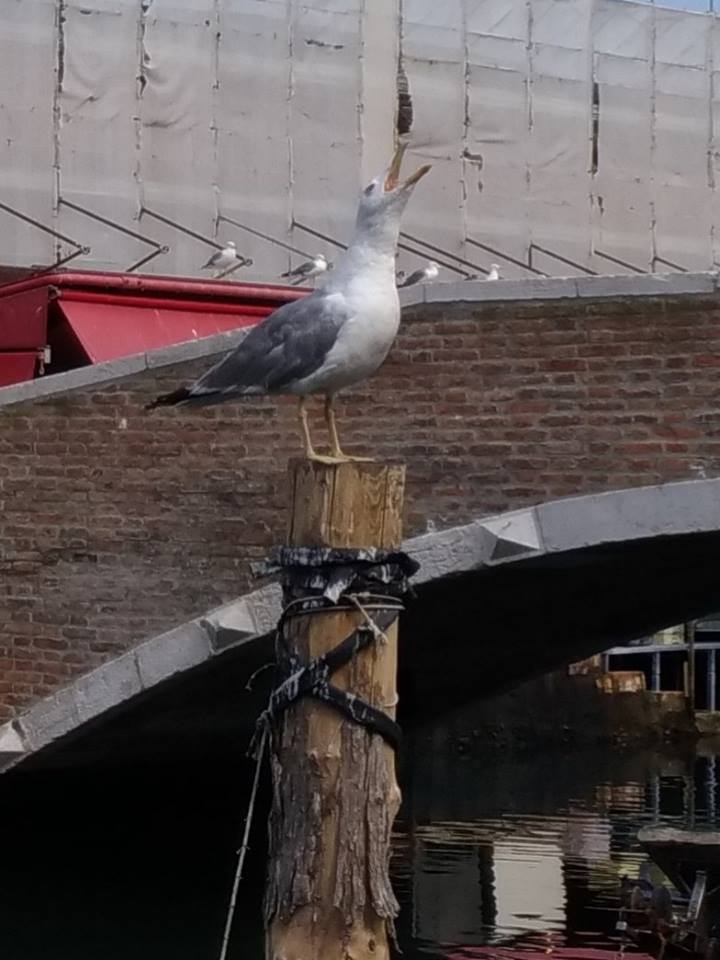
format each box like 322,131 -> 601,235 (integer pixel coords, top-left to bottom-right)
287,459 -> 406,550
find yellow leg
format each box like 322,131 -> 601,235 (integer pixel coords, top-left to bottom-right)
324,394 -> 374,463
325,394 -> 344,459
298,397 -> 344,464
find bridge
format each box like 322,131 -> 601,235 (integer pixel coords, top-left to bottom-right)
2,272 -> 720,772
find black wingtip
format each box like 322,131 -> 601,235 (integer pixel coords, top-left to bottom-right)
145,387 -> 192,411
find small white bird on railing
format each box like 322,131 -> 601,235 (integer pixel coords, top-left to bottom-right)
281,254 -> 330,286
487,263 -> 501,281
397,260 -> 439,288
201,241 -> 240,275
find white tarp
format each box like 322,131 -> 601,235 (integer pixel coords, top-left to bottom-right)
139,0 -> 218,276
58,0 -> 140,270
401,0 -> 466,274
216,0 -> 292,281
1,0 -> 720,279
592,1 -> 653,270
0,0 -> 55,267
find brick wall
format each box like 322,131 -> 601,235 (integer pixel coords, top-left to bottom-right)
2,293 -> 720,720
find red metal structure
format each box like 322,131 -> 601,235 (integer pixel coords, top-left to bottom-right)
0,270 -> 305,386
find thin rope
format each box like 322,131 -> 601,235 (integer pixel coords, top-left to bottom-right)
218,725 -> 268,960
348,594 -> 391,646
244,661 -> 275,692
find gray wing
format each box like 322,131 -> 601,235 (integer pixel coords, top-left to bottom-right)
202,250 -> 223,269
282,260 -> 312,278
398,269 -> 425,288
188,291 -> 349,400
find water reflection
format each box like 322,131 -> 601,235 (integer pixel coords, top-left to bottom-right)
0,736 -> 718,958
394,736 -> 720,958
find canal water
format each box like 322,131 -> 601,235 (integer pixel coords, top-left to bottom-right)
1,730 -> 718,959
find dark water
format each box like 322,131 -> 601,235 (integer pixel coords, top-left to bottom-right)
393,733 -> 719,957
1,732 -> 718,959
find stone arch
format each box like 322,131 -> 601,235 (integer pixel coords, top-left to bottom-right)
4,476 -> 720,772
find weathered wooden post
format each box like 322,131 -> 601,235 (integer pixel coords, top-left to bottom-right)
264,458 -> 409,960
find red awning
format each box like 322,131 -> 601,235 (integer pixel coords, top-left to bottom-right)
52,299 -> 258,364
0,352 -> 38,387
0,287 -> 49,349
0,270 -> 305,385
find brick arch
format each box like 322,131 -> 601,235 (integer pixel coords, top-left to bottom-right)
3,475 -> 720,773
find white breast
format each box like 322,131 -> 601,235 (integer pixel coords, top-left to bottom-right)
292,279 -> 400,395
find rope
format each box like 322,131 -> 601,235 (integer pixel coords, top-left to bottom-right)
217,724 -> 268,960
348,594 -> 391,646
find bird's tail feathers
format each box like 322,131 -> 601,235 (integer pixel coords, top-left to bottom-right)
145,387 -> 192,410
290,275 -> 306,286
145,386 -> 225,410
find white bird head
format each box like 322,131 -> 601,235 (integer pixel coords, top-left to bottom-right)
226,241 -> 236,250
427,261 -> 439,273
314,254 -> 328,265
490,262 -> 500,272
354,143 -> 431,253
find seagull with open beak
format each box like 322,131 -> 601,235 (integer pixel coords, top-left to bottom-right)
148,143 -> 431,463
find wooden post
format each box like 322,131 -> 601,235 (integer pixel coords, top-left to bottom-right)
265,459 -> 406,960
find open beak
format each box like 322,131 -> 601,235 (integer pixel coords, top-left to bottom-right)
403,163 -> 432,188
384,142 -> 432,192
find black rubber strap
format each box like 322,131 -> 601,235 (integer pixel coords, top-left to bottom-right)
315,684 -> 402,751
260,606 -> 402,750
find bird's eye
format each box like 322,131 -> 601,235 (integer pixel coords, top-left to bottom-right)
364,183 -> 375,196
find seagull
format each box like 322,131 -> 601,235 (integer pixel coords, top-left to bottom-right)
147,143 -> 431,463
397,260 -> 439,288
201,241 -> 239,274
487,263 -> 501,281
281,254 -> 330,286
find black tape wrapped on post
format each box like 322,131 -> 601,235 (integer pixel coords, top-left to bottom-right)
251,547 -> 419,753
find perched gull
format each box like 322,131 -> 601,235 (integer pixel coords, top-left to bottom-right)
397,260 -> 439,288
147,144 -> 431,462
281,253 -> 330,286
464,264 -> 500,281
201,241 -> 239,274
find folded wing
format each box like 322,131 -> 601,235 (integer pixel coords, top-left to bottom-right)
148,291 -> 350,408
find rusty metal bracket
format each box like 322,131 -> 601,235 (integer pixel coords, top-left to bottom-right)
0,199 -> 90,271
593,248 -> 647,275
465,236 -> 547,277
529,242 -> 598,276
219,213 -> 315,261
652,255 -> 688,273
141,206 -> 252,268
402,231 -> 488,277
59,197 -> 169,272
